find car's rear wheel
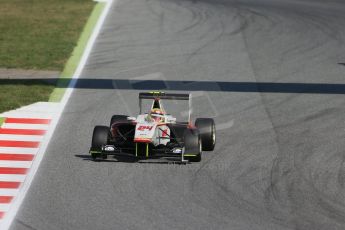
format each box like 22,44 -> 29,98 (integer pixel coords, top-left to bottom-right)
184,128 -> 201,162
195,118 -> 216,151
110,115 -> 128,127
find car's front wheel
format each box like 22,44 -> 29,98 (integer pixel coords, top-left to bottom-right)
183,128 -> 201,162
195,118 -> 216,151
92,126 -> 110,148
91,126 -> 110,160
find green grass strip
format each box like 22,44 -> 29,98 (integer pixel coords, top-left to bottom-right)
49,2 -> 106,102
0,0 -> 95,70
0,80 -> 55,113
0,117 -> 4,127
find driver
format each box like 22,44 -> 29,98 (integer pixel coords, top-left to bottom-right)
148,108 -> 165,123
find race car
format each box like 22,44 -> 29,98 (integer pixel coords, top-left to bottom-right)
89,92 -> 216,162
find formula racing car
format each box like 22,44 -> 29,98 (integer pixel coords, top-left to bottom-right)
89,92 -> 216,162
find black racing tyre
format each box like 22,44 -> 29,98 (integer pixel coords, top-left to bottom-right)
110,115 -> 129,127
91,126 -> 110,149
91,152 -> 99,160
184,128 -> 201,162
195,118 -> 216,151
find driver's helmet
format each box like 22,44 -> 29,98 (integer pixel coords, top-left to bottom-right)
149,109 -> 165,122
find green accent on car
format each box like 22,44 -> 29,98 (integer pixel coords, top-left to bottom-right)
49,2 -> 106,102
89,150 -> 102,154
149,91 -> 165,95
184,154 -> 197,157
146,143 -> 149,157
89,146 -> 102,155
0,117 -> 4,127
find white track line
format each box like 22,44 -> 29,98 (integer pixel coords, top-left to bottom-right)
0,175 -> 26,182
0,103 -> 59,118
0,1 -> 116,230
0,148 -> 38,155
0,190 -> 19,196
0,161 -> 32,168
0,135 -> 43,142
2,124 -> 49,130
1,113 -> 54,119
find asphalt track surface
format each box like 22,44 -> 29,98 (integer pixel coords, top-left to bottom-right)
11,0 -> 345,229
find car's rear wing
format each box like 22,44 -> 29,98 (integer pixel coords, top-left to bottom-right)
139,92 -> 190,100
139,92 -> 192,123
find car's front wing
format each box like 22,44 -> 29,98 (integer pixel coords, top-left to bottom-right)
89,144 -> 194,163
